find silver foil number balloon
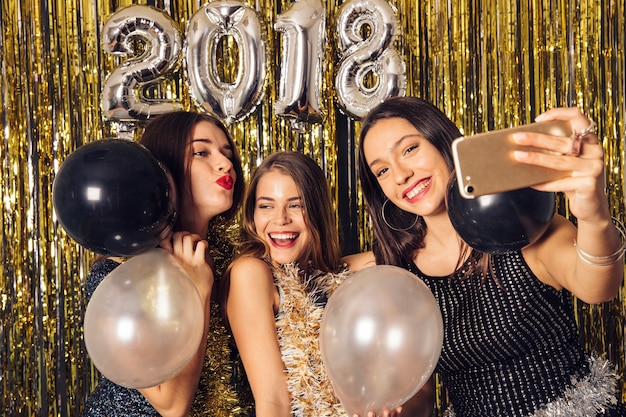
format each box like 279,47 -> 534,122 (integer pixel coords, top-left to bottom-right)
185,0 -> 267,125
101,5 -> 183,121
335,0 -> 407,119
274,0 -> 326,129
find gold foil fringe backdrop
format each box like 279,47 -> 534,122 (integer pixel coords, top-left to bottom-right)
0,0 -> 623,415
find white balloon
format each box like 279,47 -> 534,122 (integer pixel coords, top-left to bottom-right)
185,0 -> 267,125
274,0 -> 326,128
320,265 -> 443,416
101,5 -> 183,121
84,248 -> 204,389
335,0 -> 407,119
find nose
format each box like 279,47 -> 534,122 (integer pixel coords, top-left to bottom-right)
273,206 -> 291,226
392,161 -> 412,184
215,153 -> 233,173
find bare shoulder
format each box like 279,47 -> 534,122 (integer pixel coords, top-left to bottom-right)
229,256 -> 272,281
342,251 -> 376,272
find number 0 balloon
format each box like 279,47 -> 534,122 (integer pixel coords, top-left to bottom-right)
320,265 -> 443,416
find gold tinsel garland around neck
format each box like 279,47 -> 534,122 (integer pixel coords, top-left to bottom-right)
190,218 -> 254,417
272,262 -> 351,417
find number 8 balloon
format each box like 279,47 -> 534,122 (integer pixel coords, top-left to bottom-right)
320,265 -> 443,416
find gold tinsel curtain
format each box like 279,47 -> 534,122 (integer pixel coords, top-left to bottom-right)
0,0 -> 624,415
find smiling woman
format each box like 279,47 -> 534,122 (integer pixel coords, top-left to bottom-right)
220,151 -> 349,417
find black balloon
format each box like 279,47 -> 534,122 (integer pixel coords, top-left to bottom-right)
446,177 -> 555,254
52,138 -> 177,256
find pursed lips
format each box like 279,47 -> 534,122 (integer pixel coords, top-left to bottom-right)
216,175 -> 234,190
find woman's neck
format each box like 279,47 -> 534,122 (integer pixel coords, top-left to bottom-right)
416,212 -> 463,276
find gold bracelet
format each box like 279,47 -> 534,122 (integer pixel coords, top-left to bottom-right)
574,217 -> 626,266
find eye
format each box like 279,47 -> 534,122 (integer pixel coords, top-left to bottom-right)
375,167 -> 388,178
221,146 -> 234,160
403,144 -> 418,156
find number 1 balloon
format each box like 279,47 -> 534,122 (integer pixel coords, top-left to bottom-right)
274,0 -> 326,128
320,265 -> 443,416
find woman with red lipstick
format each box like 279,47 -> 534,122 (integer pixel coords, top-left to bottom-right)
221,151 -> 402,417
82,111 -> 252,417
345,96 -> 626,417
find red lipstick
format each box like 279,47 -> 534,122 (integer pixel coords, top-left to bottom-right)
217,175 -> 234,190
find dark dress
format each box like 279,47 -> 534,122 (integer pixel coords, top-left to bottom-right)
82,258 -> 160,416
407,250 -> 624,417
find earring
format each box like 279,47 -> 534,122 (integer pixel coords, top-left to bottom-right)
382,198 -> 419,231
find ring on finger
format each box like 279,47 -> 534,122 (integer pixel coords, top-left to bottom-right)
569,119 -> 596,156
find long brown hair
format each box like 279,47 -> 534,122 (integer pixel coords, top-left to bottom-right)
140,111 -> 245,228
358,96 -> 486,276
237,151 -> 342,273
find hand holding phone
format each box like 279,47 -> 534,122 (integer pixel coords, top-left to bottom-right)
451,120 -> 573,199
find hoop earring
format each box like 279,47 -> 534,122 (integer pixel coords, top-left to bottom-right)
382,198 -> 419,232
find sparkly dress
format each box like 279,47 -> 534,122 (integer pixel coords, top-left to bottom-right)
81,258 -> 159,417
81,258 -> 254,417
407,250 -> 624,417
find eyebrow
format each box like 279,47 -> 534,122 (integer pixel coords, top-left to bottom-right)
191,138 -> 233,152
367,134 -> 421,168
256,195 -> 302,203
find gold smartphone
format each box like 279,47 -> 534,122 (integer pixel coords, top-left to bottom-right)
451,120 -> 573,199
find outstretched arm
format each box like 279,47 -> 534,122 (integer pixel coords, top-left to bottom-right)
515,107 -> 624,303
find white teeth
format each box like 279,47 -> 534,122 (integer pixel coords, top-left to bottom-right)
269,233 -> 297,240
406,179 -> 430,199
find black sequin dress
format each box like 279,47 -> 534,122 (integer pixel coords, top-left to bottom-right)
407,250 -> 624,417
81,258 -> 161,417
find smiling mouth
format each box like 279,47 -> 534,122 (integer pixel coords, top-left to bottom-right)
217,175 -> 233,190
269,232 -> 298,247
405,178 -> 431,200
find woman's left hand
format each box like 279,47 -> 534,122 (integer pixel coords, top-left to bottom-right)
512,106 -> 608,222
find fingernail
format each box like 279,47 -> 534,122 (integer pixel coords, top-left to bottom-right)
512,132 -> 527,143
513,150 -> 529,160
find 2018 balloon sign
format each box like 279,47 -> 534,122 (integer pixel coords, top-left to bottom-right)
101,0 -> 406,126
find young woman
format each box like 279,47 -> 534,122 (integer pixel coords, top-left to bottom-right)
221,151 -> 349,417
345,96 -> 625,417
82,111 -> 250,417
222,151 -> 408,417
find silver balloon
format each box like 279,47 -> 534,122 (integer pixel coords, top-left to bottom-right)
84,248 -> 205,389
335,0 -> 407,119
274,0 -> 326,128
185,0 -> 267,125
101,5 -> 183,121
320,265 -> 443,416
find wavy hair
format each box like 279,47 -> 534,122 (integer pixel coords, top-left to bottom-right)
237,151 -> 342,273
